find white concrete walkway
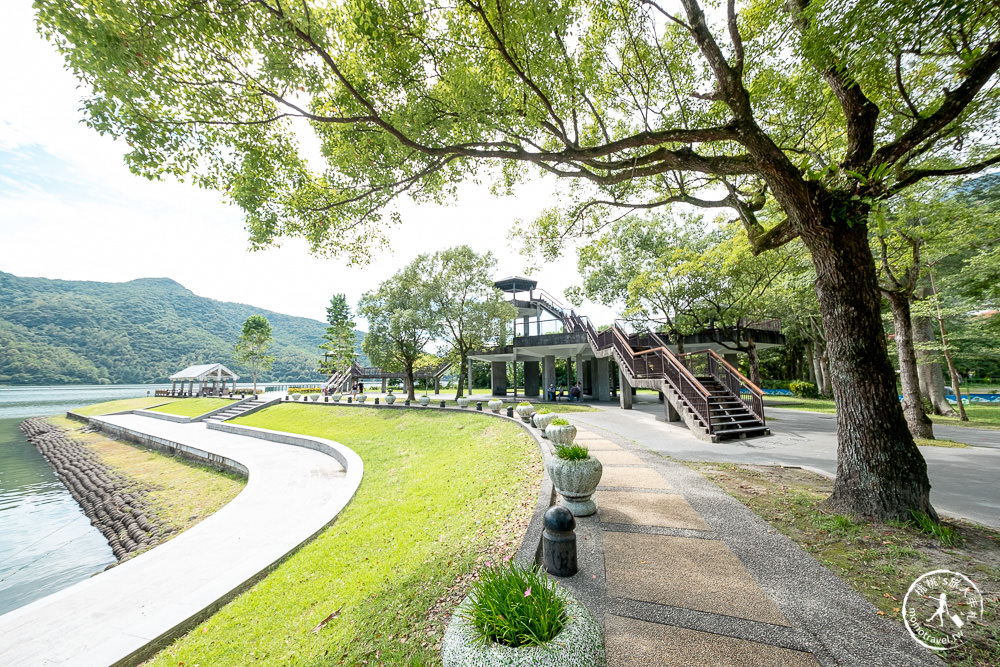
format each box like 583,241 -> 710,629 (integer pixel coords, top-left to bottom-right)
0,413 -> 362,666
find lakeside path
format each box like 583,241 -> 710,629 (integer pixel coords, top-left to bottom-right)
0,412 -> 362,667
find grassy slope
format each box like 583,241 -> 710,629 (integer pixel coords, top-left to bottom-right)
147,404 -> 541,666
147,397 -> 234,417
71,397 -> 178,416
47,415 -> 245,535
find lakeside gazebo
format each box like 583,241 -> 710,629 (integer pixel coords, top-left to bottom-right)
169,363 -> 239,397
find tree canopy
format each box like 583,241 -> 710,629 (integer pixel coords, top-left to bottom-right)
36,0 -> 1000,519
234,314 -> 275,391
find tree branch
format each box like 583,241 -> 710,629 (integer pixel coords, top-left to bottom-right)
872,39 -> 1000,170
889,153 -> 1000,195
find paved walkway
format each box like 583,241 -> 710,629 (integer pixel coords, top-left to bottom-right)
563,396 -> 1000,529
551,425 -> 942,666
0,413 -> 362,667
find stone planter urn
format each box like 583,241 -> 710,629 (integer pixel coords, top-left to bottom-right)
385,394 -> 396,405
457,397 -> 471,408
331,394 -> 342,402
291,393 -> 302,401
487,399 -> 503,413
357,394 -> 367,404
533,412 -> 558,436
515,403 -> 535,423
547,454 -> 602,517
442,587 -> 604,667
545,422 -> 578,446
419,395 -> 431,406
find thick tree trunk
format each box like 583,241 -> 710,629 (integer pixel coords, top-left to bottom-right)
799,216 -> 935,521
747,338 -> 762,388
405,363 -> 416,401
805,342 -> 817,383
818,343 -> 832,397
455,355 -> 467,399
913,301 -> 957,416
885,292 -> 934,439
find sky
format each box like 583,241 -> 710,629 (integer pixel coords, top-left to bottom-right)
0,4 -> 619,329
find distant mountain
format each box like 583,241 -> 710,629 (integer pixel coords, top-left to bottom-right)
0,272 -> 365,385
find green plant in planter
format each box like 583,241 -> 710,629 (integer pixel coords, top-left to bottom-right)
555,444 -> 589,461
442,561 -> 605,666
518,401 -> 532,406
463,561 -> 565,647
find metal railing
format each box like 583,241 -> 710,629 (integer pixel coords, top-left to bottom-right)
562,314 -> 714,432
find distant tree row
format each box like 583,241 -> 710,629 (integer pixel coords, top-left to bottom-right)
315,246 -> 516,402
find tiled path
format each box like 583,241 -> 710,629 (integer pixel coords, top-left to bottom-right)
554,428 -> 941,666
0,414 -> 362,667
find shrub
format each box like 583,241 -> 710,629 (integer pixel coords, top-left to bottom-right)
462,561 -> 566,647
555,444 -> 589,461
518,401 -> 532,406
550,417 -> 570,426
789,380 -> 819,398
535,407 -> 551,415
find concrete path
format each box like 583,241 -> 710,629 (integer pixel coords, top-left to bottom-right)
0,413 -> 362,667
565,397 -> 1000,529
552,426 -> 942,666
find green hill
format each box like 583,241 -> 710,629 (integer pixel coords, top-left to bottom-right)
0,272 -> 364,385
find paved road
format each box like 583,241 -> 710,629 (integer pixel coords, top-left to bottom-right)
566,397 -> 1000,530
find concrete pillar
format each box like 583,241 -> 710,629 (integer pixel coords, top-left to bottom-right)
468,362 -> 474,395
381,378 -> 387,392
575,354 -> 583,392
619,370 -> 633,410
542,355 -> 556,399
664,397 -> 681,422
595,357 -> 611,401
491,361 -> 508,396
524,361 -> 540,397
523,315 -> 530,337
435,377 -> 441,394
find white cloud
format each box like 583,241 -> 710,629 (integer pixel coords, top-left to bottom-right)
0,4 -> 621,330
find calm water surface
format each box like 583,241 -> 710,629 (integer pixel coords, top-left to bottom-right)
0,385 -> 166,615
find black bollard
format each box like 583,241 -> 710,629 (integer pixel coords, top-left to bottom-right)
405,399 -> 410,406
543,506 -> 577,577
440,400 -> 446,408
476,401 -> 482,411
347,397 -> 352,403
324,396 -> 329,402
506,406 -> 514,418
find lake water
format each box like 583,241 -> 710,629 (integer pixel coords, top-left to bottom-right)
0,384 -> 166,616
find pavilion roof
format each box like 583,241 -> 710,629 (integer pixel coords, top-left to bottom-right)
493,275 -> 537,292
169,363 -> 240,382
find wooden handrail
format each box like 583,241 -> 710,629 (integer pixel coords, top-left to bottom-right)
705,349 -> 763,395
613,328 -> 709,398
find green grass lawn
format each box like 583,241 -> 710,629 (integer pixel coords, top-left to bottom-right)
766,395 -> 1000,429
147,403 -> 541,666
71,397 -> 178,417
147,397 -> 234,417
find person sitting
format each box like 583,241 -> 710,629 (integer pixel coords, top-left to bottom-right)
557,385 -> 566,401
547,384 -> 556,401
570,383 -> 582,402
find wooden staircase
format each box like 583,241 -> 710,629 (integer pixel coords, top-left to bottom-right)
697,376 -> 769,440
559,311 -> 768,443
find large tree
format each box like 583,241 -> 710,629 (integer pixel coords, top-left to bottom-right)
36,0 -> 1000,519
359,260 -> 439,401
426,246 -> 516,399
234,314 -> 275,392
